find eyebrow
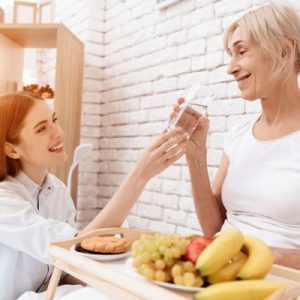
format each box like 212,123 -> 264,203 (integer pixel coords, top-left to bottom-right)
227,40 -> 245,54
33,112 -> 56,130
232,40 -> 244,47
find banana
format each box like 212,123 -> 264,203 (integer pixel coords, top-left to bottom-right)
194,280 -> 289,300
207,251 -> 247,284
196,228 -> 244,276
237,235 -> 274,280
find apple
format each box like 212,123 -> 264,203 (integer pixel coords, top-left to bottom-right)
184,236 -> 213,264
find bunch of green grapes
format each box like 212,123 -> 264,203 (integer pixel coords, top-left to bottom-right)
131,233 -> 203,287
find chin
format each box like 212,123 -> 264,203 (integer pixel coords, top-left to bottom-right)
241,91 -> 260,101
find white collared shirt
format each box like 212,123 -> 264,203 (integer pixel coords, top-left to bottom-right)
0,171 -> 78,300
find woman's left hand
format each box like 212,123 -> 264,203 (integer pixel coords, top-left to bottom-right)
133,128 -> 188,182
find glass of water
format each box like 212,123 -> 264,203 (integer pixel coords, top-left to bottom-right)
168,83 -> 215,138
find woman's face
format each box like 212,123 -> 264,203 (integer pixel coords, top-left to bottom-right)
12,100 -> 66,173
227,26 -> 279,100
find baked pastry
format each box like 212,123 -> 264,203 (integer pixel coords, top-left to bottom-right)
80,236 -> 131,254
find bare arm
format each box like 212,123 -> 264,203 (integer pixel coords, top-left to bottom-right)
79,129 -> 188,236
187,149 -> 228,237
271,247 -> 300,270
170,98 -> 229,236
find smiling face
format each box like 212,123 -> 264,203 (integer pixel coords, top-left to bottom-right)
10,100 -> 66,175
227,26 -> 281,101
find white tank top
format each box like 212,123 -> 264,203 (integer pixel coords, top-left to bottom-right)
221,116 -> 300,248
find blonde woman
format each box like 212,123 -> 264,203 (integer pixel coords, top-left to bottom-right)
174,3 -> 300,269
0,92 -> 188,300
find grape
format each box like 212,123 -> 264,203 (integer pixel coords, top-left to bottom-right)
140,253 -> 151,264
173,275 -> 184,285
151,251 -> 160,261
182,261 -> 195,272
183,272 -> 195,286
133,256 -> 143,268
132,232 -> 191,283
171,247 -> 181,258
194,276 -> 204,287
155,270 -> 167,282
143,267 -> 155,280
171,264 -> 183,277
155,259 -> 166,270
164,257 -> 175,268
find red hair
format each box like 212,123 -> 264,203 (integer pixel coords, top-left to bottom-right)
0,92 -> 43,181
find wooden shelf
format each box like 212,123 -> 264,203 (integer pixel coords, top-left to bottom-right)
0,23 -> 82,48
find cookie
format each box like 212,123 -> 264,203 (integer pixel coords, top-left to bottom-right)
80,236 -> 131,254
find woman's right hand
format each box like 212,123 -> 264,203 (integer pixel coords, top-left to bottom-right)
133,128 -> 188,182
169,98 -> 209,160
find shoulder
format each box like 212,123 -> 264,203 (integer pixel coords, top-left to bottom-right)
224,115 -> 258,156
0,176 -> 31,204
0,176 -> 24,194
227,115 -> 258,139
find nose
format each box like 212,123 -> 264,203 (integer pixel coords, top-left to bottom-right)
227,57 -> 240,76
51,123 -> 64,139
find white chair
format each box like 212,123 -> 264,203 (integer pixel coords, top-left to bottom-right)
67,143 -> 129,228
67,143 -> 93,195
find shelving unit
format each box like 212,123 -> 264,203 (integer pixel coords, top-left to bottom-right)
0,24 -> 84,201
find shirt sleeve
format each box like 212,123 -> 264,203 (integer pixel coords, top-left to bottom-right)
0,188 -> 77,265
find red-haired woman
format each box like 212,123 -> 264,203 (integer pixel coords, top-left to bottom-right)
0,92 -> 188,300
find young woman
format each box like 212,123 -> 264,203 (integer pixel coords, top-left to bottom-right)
0,92 -> 188,300
174,3 -> 300,270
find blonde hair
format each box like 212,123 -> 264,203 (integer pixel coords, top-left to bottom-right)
224,3 -> 300,77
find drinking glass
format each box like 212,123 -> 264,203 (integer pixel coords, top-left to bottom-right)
168,83 -> 215,137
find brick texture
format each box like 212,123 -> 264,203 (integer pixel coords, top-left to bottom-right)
36,0 -> 300,233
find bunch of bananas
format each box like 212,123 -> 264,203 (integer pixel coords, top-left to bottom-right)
194,228 -> 289,300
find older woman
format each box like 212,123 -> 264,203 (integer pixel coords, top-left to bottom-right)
180,3 -> 300,269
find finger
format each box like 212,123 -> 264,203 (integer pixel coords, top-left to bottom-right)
149,128 -> 182,150
169,111 -> 176,122
164,149 -> 186,167
163,141 -> 187,159
178,97 -> 185,105
159,131 -> 188,153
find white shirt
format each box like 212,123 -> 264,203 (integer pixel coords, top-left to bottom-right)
0,171 -> 78,300
221,117 -> 300,248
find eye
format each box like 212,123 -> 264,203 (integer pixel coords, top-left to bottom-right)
239,49 -> 247,55
53,117 -> 58,124
36,126 -> 46,133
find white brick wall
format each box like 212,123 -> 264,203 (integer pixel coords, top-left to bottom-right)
34,0 -> 300,233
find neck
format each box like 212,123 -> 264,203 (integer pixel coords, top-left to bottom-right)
259,76 -> 300,125
21,166 -> 48,186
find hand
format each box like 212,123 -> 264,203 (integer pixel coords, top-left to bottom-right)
133,128 -> 188,182
170,98 -> 209,159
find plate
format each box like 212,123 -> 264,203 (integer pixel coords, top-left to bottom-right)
125,258 -> 204,293
70,245 -> 132,262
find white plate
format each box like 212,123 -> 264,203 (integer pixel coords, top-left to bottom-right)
70,245 -> 132,262
125,258 -> 204,293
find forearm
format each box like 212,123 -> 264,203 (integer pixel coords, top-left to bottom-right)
271,247 -> 300,270
79,167 -> 147,235
187,152 -> 225,237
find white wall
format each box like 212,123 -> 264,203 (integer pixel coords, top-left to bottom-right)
76,0 -> 300,234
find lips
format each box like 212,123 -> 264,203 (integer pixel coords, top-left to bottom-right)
49,142 -> 64,152
237,74 -> 251,89
237,74 -> 251,82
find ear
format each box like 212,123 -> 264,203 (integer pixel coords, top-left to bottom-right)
5,142 -> 21,159
282,37 -> 296,58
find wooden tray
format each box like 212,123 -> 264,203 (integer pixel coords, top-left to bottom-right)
45,227 -> 300,300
